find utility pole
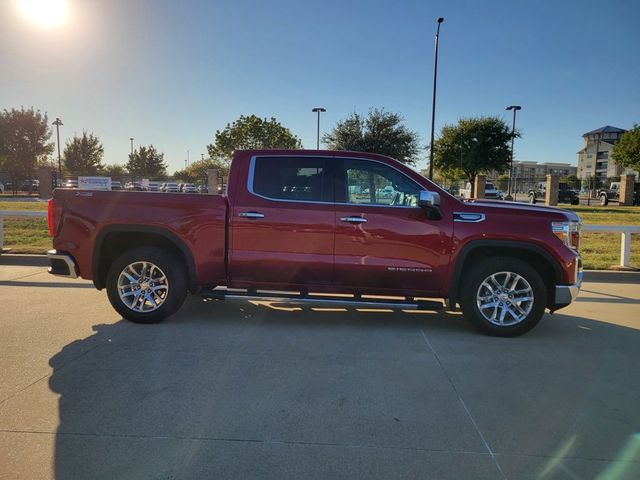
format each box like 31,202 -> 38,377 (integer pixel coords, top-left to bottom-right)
505,105 -> 522,200
130,137 -> 134,156
428,17 -> 444,180
52,118 -> 63,176
312,107 -> 326,150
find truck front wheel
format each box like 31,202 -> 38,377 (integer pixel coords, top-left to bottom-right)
106,247 -> 188,323
600,194 -> 608,206
460,257 -> 547,337
529,194 -> 536,204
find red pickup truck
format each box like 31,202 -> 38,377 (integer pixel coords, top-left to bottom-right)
47,150 -> 582,336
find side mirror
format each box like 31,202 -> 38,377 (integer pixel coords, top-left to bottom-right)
418,190 -> 440,209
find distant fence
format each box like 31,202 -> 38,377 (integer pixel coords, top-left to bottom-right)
1,209 -> 638,269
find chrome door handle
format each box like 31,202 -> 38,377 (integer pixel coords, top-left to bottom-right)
340,216 -> 367,224
238,212 -> 265,219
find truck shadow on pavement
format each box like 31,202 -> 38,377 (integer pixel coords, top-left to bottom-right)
48,297 -> 640,479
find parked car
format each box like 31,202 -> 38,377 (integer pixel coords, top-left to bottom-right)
147,181 -> 161,192
62,179 -> 78,188
182,183 -> 198,193
111,181 -> 122,191
20,179 -> 40,192
197,184 -> 208,194
0,182 -> 4,194
529,183 -> 579,205
161,182 -> 180,193
459,181 -> 503,200
125,182 -> 145,191
597,181 -> 640,206
47,149 -> 582,337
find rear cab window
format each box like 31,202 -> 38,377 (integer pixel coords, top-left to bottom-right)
251,156 -> 332,202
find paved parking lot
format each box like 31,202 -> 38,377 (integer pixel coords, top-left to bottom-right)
1,261 -> 639,479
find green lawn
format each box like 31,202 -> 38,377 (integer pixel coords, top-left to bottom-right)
1,201 -> 639,269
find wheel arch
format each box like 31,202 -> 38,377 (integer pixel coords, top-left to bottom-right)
448,240 -> 562,308
92,225 -> 198,293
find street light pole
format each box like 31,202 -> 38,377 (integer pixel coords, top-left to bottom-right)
505,105 -> 522,199
312,107 -> 326,150
130,137 -> 134,156
428,17 -> 444,180
52,118 -> 63,177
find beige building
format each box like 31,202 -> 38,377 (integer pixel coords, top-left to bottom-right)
487,161 -> 577,192
577,126 -> 637,184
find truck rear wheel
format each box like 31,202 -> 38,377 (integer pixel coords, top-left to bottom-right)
106,247 -> 188,323
600,194 -> 608,206
460,257 -> 547,337
529,194 -> 536,204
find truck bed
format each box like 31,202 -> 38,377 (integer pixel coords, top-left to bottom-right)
51,189 -> 228,288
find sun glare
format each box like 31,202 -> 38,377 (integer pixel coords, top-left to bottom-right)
18,0 -> 68,28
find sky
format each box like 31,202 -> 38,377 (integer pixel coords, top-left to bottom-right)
1,0 -> 639,173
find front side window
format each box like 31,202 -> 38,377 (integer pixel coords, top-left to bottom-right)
342,159 -> 421,206
252,157 -> 328,202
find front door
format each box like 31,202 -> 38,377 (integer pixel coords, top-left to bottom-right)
333,158 -> 449,294
230,155 -> 335,288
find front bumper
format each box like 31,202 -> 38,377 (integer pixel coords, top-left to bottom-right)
47,249 -> 78,279
552,259 -> 583,311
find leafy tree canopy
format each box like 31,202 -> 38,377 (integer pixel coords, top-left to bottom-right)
103,163 -> 128,179
63,131 -> 104,176
207,115 -> 302,161
611,124 -> 640,172
126,145 -> 167,179
174,157 -> 230,183
434,116 -> 514,185
323,109 -> 421,165
0,107 -> 54,191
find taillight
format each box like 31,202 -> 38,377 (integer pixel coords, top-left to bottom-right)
47,199 -> 63,237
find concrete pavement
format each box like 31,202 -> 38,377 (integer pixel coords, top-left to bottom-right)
0,264 -> 639,479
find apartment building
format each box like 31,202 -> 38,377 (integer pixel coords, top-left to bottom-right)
576,126 -> 637,183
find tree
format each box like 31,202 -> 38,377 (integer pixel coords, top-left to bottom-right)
126,145 -> 167,179
611,124 -> 640,172
434,116 -> 514,196
63,132 -> 104,176
174,157 -> 229,183
0,107 -> 54,194
207,115 -> 302,161
103,163 -> 128,179
323,109 -> 420,165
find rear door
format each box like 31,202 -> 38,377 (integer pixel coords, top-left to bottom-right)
333,158 -> 449,293
229,155 -> 335,287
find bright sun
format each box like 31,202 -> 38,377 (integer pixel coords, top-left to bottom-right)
18,0 -> 68,28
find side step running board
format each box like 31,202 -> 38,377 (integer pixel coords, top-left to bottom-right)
200,288 -> 443,311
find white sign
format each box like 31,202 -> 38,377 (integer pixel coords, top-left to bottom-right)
78,176 -> 112,190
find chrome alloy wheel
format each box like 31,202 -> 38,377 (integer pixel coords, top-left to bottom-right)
476,271 -> 534,326
117,261 -> 169,313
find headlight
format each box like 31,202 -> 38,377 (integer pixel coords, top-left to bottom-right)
552,221 -> 581,250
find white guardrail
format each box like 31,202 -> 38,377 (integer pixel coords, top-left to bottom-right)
0,210 -> 639,267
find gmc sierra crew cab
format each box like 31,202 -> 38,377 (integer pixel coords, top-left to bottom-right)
47,150 -> 582,336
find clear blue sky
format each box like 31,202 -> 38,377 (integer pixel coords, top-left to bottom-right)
2,0 -> 639,173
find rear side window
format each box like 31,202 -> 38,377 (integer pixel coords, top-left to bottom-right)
252,157 -> 329,202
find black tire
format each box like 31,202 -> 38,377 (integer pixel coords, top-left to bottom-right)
571,197 -> 579,205
529,194 -> 536,204
459,256 -> 548,337
600,194 -> 608,206
106,246 -> 188,323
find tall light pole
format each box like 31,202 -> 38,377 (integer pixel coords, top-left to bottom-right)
428,17 -> 444,180
505,105 -> 522,199
312,107 -> 326,150
52,118 -> 63,177
129,137 -> 134,156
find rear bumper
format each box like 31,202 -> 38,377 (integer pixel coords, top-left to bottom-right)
47,249 -> 78,279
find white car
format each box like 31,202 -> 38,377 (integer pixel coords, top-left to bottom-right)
182,183 -> 198,193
